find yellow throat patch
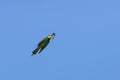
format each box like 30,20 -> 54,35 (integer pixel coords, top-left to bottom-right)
47,35 -> 52,39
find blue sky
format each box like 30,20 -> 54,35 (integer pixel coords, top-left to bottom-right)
0,0 -> 120,80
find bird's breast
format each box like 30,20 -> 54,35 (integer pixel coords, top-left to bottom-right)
41,38 -> 50,46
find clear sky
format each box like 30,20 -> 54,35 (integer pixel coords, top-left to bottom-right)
0,0 -> 120,80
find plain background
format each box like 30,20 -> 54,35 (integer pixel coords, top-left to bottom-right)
0,0 -> 120,80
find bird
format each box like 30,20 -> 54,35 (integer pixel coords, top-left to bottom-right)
32,33 -> 56,56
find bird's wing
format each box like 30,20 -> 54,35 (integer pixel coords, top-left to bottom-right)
38,43 -> 49,53
38,37 -> 47,46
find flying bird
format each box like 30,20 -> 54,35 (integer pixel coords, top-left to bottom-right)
32,33 -> 56,56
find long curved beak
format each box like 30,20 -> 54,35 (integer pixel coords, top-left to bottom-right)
51,32 -> 56,40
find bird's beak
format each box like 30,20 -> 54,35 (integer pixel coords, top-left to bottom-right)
51,32 -> 56,40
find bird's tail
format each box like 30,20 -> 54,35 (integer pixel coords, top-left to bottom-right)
32,47 -> 40,56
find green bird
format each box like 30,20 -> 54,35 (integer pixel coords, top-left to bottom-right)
32,33 -> 56,56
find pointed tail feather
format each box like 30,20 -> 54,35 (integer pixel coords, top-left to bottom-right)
32,47 -> 40,56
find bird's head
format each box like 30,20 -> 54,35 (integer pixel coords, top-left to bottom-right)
51,32 -> 56,40
47,32 -> 56,39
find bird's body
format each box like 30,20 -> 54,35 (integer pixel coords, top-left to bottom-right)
39,37 -> 50,47
32,33 -> 55,56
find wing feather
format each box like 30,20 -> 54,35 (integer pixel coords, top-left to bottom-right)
38,37 -> 47,46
